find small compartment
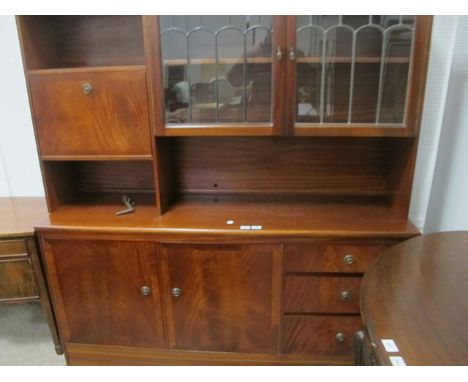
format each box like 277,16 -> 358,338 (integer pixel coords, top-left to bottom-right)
29,68 -> 151,158
281,316 -> 362,357
285,243 -> 391,273
42,161 -> 156,211
18,16 -> 145,70
0,259 -> 38,301
0,240 -> 28,257
284,275 -> 362,314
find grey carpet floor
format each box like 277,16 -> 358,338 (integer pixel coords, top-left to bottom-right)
0,302 -> 66,365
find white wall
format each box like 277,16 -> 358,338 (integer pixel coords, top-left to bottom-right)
0,15 -> 465,232
0,15 -> 44,197
424,16 -> 468,232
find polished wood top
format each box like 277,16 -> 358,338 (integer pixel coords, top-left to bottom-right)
361,232 -> 468,365
35,195 -> 419,238
0,197 -> 48,238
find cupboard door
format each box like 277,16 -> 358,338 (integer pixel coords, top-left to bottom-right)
148,16 -> 286,135
160,243 -> 282,353
29,68 -> 152,157
41,239 -> 165,348
286,16 -> 430,136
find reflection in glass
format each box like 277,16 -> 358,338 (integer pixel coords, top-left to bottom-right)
160,16 -> 273,125
296,15 -> 415,125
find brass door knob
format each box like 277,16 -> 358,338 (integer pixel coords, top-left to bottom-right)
82,82 -> 93,95
340,290 -> 351,301
343,254 -> 355,265
171,287 -> 182,298
140,285 -> 151,296
335,332 -> 345,343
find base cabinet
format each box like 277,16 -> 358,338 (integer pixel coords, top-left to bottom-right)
160,244 -> 282,353
40,235 -> 402,365
41,239 -> 165,348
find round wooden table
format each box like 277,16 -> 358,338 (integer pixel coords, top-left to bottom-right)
360,231 -> 468,365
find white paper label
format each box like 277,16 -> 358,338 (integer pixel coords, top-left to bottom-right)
381,339 -> 399,353
240,225 -> 251,230
226,220 -> 234,225
389,356 -> 406,366
251,225 -> 263,230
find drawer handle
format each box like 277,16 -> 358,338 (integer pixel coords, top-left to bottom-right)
171,287 -> 182,298
82,82 -> 93,95
288,47 -> 296,61
140,285 -> 151,296
339,290 -> 351,301
343,254 -> 355,265
335,332 -> 345,343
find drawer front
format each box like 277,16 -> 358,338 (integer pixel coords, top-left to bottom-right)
0,239 -> 28,258
285,276 -> 361,313
281,316 -> 362,356
285,243 -> 391,273
0,259 -> 38,301
29,68 -> 151,157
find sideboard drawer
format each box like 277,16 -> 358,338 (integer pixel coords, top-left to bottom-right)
281,316 -> 362,356
29,68 -> 151,157
0,258 -> 38,301
284,275 -> 361,314
0,239 -> 28,258
285,243 -> 390,273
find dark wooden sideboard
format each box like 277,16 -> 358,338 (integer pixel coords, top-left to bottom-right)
16,15 -> 432,365
0,197 -> 61,354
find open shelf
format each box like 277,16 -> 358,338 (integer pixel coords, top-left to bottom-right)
18,16 -> 145,70
296,57 -> 411,64
42,161 -> 156,211
37,194 -> 418,238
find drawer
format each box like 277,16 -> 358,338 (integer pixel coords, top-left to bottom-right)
29,68 -> 151,157
285,275 -> 361,314
281,316 -> 362,356
0,239 -> 28,258
0,258 -> 38,301
285,243 -> 391,273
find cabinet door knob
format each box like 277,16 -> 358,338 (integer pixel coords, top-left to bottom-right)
343,254 -> 355,265
82,82 -> 93,95
275,47 -> 283,60
340,290 -> 351,301
288,47 -> 296,61
171,287 -> 182,298
335,332 -> 345,343
140,285 -> 151,296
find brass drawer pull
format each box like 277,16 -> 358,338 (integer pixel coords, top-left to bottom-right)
335,332 -> 345,343
82,82 -> 93,95
343,254 -> 355,265
171,287 -> 182,298
340,290 -> 351,301
140,285 -> 151,296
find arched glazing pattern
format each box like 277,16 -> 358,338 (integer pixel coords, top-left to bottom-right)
160,16 -> 274,124
295,15 -> 415,125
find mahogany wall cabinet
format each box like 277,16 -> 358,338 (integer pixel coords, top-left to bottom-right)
17,15 -> 432,365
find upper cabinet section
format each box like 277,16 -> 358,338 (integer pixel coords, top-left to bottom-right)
146,15 -> 431,137
145,16 -> 285,136
18,16 -> 152,159
293,15 -> 414,125
288,15 -> 430,136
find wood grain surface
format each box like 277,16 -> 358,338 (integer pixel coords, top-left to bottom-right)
361,232 -> 468,365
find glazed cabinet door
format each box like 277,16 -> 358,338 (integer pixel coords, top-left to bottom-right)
159,243 -> 282,353
145,16 -> 286,136
41,239 -> 165,348
286,15 -> 431,136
